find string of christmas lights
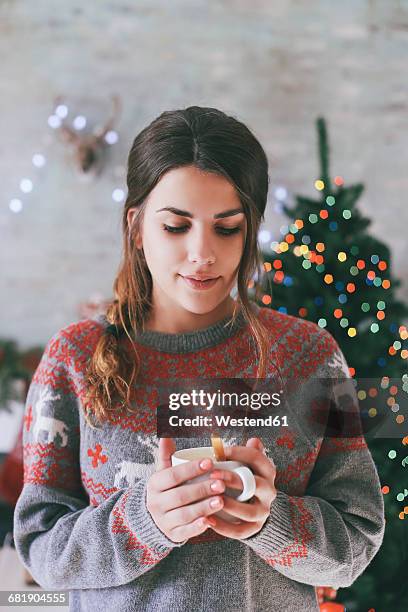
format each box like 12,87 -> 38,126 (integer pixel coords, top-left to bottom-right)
7,101 -> 122,216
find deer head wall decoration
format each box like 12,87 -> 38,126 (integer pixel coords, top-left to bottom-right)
53,95 -> 121,176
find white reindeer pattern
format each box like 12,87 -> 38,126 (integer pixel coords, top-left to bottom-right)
114,434 -> 160,488
327,349 -> 350,377
33,388 -> 69,447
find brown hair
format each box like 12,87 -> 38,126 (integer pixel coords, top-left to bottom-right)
83,106 -> 274,428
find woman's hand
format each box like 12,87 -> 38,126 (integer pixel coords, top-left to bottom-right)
207,437 -> 277,540
146,438 -> 227,543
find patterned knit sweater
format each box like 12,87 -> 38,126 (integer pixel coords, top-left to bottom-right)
13,303 -> 385,612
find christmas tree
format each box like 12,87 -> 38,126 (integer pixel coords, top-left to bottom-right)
258,118 -> 408,611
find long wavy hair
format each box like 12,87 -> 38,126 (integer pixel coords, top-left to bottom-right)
83,106 -> 274,428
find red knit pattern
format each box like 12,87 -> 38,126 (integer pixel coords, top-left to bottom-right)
260,497 -> 314,568
276,432 -> 295,449
81,471 -> 118,501
319,436 -> 368,456
23,442 -> 80,490
87,444 -> 109,468
24,405 -> 33,431
112,490 -> 171,564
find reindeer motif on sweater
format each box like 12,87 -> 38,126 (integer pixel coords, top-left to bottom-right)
32,389 -> 69,447
113,434 -> 161,488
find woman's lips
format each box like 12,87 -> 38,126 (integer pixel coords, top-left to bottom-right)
180,275 -> 220,290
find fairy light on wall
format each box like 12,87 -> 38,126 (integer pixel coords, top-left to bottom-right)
259,229 -> 272,244
9,199 -> 23,213
105,130 -> 118,145
20,178 -> 33,193
112,188 -> 125,203
55,104 -> 68,119
32,154 -> 46,168
48,114 -> 62,129
9,156 -> 47,214
274,186 -> 288,201
270,185 -> 289,214
73,115 -> 87,130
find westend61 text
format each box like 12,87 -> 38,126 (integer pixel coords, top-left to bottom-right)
168,414 -> 288,427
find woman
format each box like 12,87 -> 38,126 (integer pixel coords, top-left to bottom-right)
13,106 -> 384,611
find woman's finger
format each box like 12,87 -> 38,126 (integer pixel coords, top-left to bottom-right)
156,437 -> 177,471
221,494 -> 267,522
224,445 -> 275,480
210,472 -> 270,505
169,516 -> 211,542
209,469 -> 244,491
207,516 -> 264,540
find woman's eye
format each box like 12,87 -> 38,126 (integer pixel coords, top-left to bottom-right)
163,224 -> 189,233
163,224 -> 241,236
216,226 -> 241,236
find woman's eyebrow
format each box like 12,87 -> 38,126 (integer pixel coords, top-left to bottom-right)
156,206 -> 244,219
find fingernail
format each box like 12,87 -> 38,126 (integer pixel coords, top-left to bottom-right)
200,459 -> 212,471
210,497 -> 222,507
210,481 -> 222,491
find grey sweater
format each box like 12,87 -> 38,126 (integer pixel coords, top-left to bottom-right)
13,304 -> 385,611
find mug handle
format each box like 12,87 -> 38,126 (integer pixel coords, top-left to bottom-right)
232,466 -> 256,502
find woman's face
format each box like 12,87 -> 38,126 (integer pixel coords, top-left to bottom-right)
127,165 -> 247,329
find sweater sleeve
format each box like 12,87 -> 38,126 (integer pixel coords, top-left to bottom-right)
241,329 -> 385,589
13,329 -> 184,591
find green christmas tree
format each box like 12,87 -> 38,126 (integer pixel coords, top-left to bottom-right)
257,118 -> 408,611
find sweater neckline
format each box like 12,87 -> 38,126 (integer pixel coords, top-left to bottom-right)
98,303 -> 260,353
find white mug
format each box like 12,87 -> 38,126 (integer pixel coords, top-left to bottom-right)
171,446 -> 256,524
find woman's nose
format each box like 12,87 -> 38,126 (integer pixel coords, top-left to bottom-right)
187,229 -> 216,265
188,253 -> 216,265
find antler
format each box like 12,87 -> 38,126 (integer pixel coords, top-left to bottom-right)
52,95 -> 81,145
92,95 -> 122,142
53,95 -> 121,173
134,433 -> 160,452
